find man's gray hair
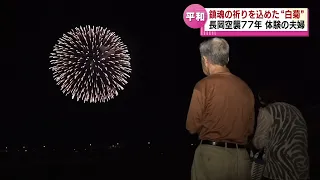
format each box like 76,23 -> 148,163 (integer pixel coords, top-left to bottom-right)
199,38 -> 229,66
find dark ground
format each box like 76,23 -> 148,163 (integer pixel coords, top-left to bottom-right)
1,105 -> 319,180
1,146 -> 195,180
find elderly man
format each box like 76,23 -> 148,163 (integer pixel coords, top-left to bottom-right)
186,38 -> 255,180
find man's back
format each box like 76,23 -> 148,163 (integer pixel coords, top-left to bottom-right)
189,38 -> 254,180
187,71 -> 255,144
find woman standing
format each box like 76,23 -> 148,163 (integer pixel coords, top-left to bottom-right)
252,89 -> 309,180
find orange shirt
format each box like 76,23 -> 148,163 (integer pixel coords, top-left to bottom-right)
186,69 -> 255,145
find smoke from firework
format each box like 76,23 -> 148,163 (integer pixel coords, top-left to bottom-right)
49,25 -> 131,103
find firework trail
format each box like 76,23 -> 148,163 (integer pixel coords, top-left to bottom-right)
49,25 -> 131,103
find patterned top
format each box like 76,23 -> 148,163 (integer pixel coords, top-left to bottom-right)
253,102 -> 309,180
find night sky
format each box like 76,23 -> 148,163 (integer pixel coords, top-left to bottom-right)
7,1 -> 318,147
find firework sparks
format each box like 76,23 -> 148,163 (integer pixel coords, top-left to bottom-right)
49,25 -> 131,103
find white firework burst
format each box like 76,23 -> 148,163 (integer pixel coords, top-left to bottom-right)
49,25 -> 132,103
